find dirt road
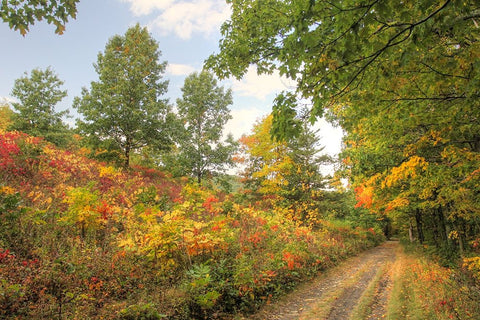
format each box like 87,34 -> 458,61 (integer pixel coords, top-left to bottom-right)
244,241 -> 398,320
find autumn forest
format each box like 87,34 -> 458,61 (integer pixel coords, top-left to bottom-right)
1,0 -> 480,319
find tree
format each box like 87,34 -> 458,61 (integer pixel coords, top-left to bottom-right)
287,117 -> 331,192
239,113 -> 330,221
74,24 -> 172,168
336,56 -> 480,253
207,0 -> 480,255
175,71 -> 236,184
206,0 -> 480,139
238,114 -> 292,195
1,0 -> 80,35
0,103 -> 14,131
9,67 -> 72,146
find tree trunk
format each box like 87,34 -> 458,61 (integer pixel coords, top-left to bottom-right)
409,220 -> 415,242
415,208 -> 425,244
437,206 -> 455,250
124,143 -> 130,168
197,173 -> 202,185
456,219 -> 467,257
431,209 -> 440,247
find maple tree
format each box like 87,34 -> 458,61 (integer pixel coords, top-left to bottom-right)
207,0 -> 479,140
1,0 -> 80,35
338,70 -> 480,255
238,114 -> 293,196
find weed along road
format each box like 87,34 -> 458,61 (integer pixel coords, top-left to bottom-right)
244,241 -> 398,320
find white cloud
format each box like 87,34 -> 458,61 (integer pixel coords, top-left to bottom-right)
231,66 -> 295,100
313,118 -> 343,157
225,107 -> 267,140
150,0 -> 230,39
0,96 -> 17,105
166,63 -> 196,76
120,0 -> 174,16
121,0 -> 230,40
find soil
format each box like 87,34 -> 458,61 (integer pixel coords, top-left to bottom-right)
242,241 -> 398,320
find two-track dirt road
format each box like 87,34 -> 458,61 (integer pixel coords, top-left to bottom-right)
243,241 -> 398,320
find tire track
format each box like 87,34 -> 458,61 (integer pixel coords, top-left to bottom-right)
244,241 -> 398,320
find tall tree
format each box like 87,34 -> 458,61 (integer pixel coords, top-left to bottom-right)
1,0 -> 80,35
207,0 -> 480,254
238,114 -> 292,195
9,67 -> 71,146
74,24 -> 172,168
239,114 -> 330,221
285,119 -> 330,200
175,71 -> 236,184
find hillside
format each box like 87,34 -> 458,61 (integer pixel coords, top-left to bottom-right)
0,131 -> 384,319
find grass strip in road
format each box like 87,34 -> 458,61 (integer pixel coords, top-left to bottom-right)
350,263 -> 391,320
298,262 -> 373,320
386,250 -> 422,319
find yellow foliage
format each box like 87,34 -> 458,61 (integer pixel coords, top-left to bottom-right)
59,186 -> 102,236
383,156 -> 428,188
99,165 -> 118,178
241,115 -> 294,195
463,257 -> 480,282
0,104 -> 13,132
386,197 -> 410,212
0,186 -> 16,195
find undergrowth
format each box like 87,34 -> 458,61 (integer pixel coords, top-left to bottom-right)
387,243 -> 480,319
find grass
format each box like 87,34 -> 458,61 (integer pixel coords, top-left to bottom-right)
386,245 -> 480,320
387,250 -> 424,319
239,242 -> 480,320
350,263 -> 391,320
298,262 -> 373,320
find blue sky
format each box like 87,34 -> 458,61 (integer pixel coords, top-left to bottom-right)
1,0 -> 342,157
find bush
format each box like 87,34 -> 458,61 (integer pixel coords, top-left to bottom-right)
116,303 -> 165,320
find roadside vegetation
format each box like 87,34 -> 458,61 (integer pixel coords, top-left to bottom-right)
0,131 -> 384,319
386,243 -> 480,320
1,1 -> 480,318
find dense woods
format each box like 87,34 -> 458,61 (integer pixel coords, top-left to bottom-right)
1,0 -> 480,319
208,0 -> 480,263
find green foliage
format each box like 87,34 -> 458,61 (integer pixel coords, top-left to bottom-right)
74,24 -> 173,168
9,67 -> 73,147
282,117 -> 331,205
116,303 -> 166,320
271,92 -> 302,141
173,71 -> 237,184
207,0 -> 479,138
208,0 -> 480,257
183,263 -> 221,312
0,186 -> 26,250
0,0 -> 79,35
